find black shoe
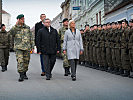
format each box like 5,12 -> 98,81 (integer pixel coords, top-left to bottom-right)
115,69 -> 124,75
129,74 -> 133,78
41,72 -> 45,76
107,67 -> 114,73
18,72 -> 24,82
72,76 -> 76,81
1,67 -> 6,72
46,77 -> 50,80
24,72 -> 28,80
112,68 -> 119,74
121,70 -> 130,77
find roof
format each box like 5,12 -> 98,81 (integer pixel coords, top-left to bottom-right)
2,10 -> 10,15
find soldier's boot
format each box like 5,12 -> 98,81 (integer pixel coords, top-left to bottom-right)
112,67 -> 119,74
72,76 -> 76,81
18,72 -> 24,82
129,74 -> 133,78
104,66 -> 108,71
24,72 -> 28,80
116,68 -> 124,75
68,67 -> 71,75
1,66 -> 6,72
121,70 -> 130,77
64,67 -> 68,76
107,67 -> 114,73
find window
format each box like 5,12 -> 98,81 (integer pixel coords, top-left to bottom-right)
96,13 -> 98,24
99,11 -> 101,24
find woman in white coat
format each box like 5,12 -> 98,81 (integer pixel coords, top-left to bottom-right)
63,20 -> 83,81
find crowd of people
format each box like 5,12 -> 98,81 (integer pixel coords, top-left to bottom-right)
0,12 -> 133,82
79,19 -> 133,78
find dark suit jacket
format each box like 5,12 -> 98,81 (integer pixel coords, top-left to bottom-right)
36,26 -> 60,55
35,21 -> 44,46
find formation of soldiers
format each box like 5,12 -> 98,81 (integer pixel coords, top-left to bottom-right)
79,19 -> 133,78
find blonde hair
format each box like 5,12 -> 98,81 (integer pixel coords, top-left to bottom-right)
68,20 -> 75,28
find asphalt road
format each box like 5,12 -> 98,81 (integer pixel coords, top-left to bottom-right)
0,53 -> 133,100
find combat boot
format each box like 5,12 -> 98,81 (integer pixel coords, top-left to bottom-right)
1,66 -> 6,72
115,68 -> 124,75
121,70 -> 130,77
18,72 -> 24,82
24,72 -> 28,80
112,68 -> 119,74
64,67 -> 68,76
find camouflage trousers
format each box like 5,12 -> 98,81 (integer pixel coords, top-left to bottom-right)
0,48 -> 9,67
121,49 -> 131,71
15,50 -> 30,73
129,49 -> 133,71
106,47 -> 113,67
61,51 -> 70,68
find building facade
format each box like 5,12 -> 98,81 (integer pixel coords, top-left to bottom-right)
71,0 -> 105,29
104,0 -> 133,23
2,10 -> 11,31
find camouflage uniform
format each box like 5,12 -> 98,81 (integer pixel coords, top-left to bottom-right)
58,26 -> 70,68
10,24 -> 34,73
128,27 -> 133,71
0,30 -> 10,68
120,27 -> 131,72
79,32 -> 85,64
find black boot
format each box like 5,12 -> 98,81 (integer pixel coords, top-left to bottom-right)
72,76 -> 76,81
64,67 -> 68,76
18,72 -> 24,82
24,72 -> 28,80
116,69 -> 124,75
112,68 -> 119,74
1,66 -> 6,72
121,70 -> 130,77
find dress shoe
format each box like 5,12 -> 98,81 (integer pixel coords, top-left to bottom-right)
121,70 -> 130,77
72,76 -> 76,81
46,77 -> 50,80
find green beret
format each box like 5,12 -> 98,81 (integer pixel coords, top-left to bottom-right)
16,14 -> 24,19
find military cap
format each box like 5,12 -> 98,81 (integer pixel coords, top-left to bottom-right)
62,18 -> 68,23
16,14 -> 24,19
129,19 -> 133,23
111,22 -> 117,25
103,24 -> 107,26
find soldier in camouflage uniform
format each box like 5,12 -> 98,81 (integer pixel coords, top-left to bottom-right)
58,18 -> 70,76
0,24 -> 11,72
79,29 -> 85,65
120,20 -> 131,77
128,19 -> 133,78
83,25 -> 90,67
10,14 -> 34,82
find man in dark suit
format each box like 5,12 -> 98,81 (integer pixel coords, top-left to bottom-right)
35,14 -> 46,76
36,18 -> 60,80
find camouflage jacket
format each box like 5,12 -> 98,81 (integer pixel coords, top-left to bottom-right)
0,30 -> 11,49
9,24 -> 34,51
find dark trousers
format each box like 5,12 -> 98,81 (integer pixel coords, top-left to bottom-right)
69,59 -> 78,77
42,54 -> 56,78
40,54 -> 45,72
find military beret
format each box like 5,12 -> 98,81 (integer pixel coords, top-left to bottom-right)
0,24 -> 5,29
106,22 -> 111,25
103,24 -> 107,26
98,24 -> 103,27
122,19 -> 128,24
93,24 -> 98,27
129,19 -> 133,23
62,18 -> 68,23
16,14 -> 24,19
117,21 -> 122,24
85,24 -> 89,27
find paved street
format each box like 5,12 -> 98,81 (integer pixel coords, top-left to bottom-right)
0,52 -> 133,100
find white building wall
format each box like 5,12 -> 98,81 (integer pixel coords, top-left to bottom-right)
2,13 -> 11,31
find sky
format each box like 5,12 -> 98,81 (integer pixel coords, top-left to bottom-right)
3,0 -> 65,28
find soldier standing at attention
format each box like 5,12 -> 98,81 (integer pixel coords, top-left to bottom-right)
58,18 -> 70,76
0,24 -> 10,72
10,14 -> 34,82
121,19 -> 131,77
128,19 -> 133,78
